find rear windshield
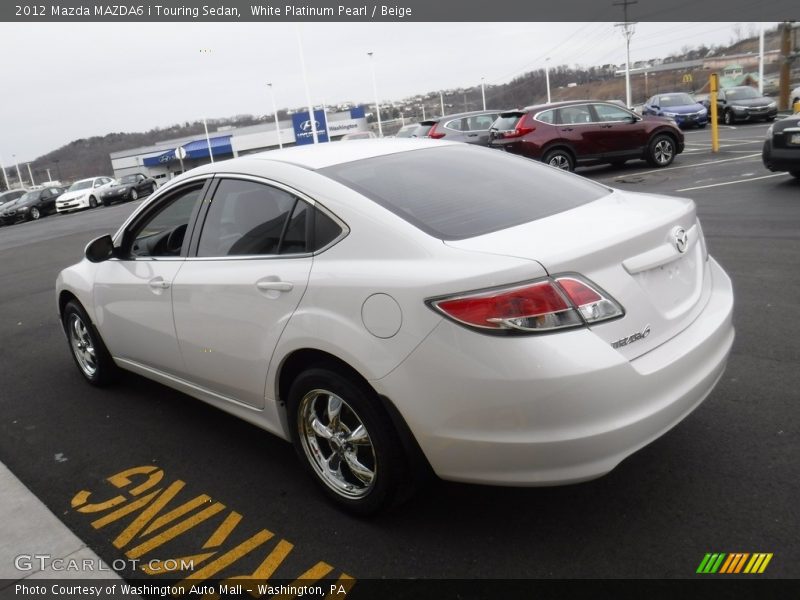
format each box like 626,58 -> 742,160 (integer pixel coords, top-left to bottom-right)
491,114 -> 523,131
319,145 -> 609,240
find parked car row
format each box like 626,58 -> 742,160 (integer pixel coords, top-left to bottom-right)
762,111 -> 800,179
0,173 -> 157,227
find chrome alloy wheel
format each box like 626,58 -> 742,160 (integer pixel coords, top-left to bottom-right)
548,154 -> 571,170
68,313 -> 97,377
298,389 -> 377,499
653,139 -> 674,165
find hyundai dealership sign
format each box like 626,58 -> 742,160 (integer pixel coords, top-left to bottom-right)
292,110 -> 329,145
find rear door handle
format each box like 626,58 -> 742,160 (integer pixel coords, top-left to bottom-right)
256,280 -> 294,292
561,127 -> 573,132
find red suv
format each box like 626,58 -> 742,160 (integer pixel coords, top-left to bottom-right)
488,100 -> 684,171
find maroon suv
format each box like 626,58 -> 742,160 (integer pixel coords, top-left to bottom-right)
488,100 -> 684,171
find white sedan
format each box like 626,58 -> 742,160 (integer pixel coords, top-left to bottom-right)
56,176 -> 116,213
56,140 -> 734,514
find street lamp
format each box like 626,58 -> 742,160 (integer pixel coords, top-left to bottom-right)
267,83 -> 283,149
439,91 -> 445,117
26,163 -> 35,187
481,77 -> 486,110
545,58 -> 552,103
367,52 -> 383,137
0,155 -> 10,191
199,48 -> 215,163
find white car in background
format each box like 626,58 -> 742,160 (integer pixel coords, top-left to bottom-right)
56,140 -> 734,514
56,176 -> 116,213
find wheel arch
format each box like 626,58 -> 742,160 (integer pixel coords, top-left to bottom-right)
276,348 -> 433,476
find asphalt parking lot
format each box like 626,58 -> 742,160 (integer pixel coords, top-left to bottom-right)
0,123 -> 798,592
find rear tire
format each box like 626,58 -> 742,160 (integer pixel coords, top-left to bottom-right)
543,148 -> 575,172
646,134 -> 676,168
62,300 -> 119,386
287,366 -> 411,515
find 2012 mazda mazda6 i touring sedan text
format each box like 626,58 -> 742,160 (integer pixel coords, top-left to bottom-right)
56,139 -> 734,514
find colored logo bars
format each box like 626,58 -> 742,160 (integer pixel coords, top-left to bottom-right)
697,553 -> 773,574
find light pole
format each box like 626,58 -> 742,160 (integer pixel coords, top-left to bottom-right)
613,0 -> 638,108
0,155 -> 9,191
367,52 -> 383,137
26,163 -> 35,187
421,104 -> 426,120
267,83 -> 283,149
200,48 -> 215,162
13,155 -> 23,189
545,58 -> 551,103
481,77 -> 486,110
439,91 -> 445,116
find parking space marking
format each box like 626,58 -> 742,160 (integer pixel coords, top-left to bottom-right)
676,173 -> 790,191
600,153 -> 763,179
71,466 -> 355,596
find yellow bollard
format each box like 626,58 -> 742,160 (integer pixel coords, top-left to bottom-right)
709,73 -> 719,153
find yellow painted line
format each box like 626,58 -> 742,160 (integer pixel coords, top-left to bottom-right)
114,480 -> 186,549
272,562 -> 335,600
248,539 -> 294,579
126,503 -> 226,559
91,491 -> 160,529
203,511 -> 243,549
179,529 -> 276,585
676,173 -> 789,192
143,494 -> 212,536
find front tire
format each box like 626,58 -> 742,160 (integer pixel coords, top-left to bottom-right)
29,207 -> 41,220
723,110 -> 735,125
130,189 -> 138,201
88,196 -> 97,208
542,148 -> 575,172
62,300 -> 119,386
646,134 -> 676,168
288,367 -> 410,515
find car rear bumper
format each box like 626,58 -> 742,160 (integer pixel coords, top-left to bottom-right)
375,256 -> 734,486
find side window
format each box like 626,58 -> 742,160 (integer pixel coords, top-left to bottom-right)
128,184 -> 203,258
593,104 -> 633,122
536,110 -> 555,124
557,105 -> 593,125
466,115 -> 496,130
444,118 -> 465,131
197,179 -> 299,257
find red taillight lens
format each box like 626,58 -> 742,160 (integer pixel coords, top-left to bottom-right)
502,114 -> 535,138
427,123 -> 445,139
430,275 -> 623,334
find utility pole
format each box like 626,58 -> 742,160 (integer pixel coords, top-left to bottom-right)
613,0 -> 638,108
778,21 -> 797,111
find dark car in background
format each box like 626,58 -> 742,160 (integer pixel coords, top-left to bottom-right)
715,86 -> 777,125
0,189 -> 27,212
762,113 -> 800,179
0,186 -> 66,224
643,92 -> 708,128
424,110 -> 504,146
98,173 -> 157,206
488,100 -> 684,171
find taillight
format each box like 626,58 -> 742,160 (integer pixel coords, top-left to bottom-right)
429,275 -> 623,334
427,123 -> 445,139
502,113 -> 535,138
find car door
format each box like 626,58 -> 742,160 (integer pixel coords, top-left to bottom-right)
92,179 -> 210,375
553,103 -> 601,160
589,103 -> 650,158
170,177 -> 319,409
463,113 -> 499,145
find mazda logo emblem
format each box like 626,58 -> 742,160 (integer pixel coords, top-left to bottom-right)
673,226 -> 688,254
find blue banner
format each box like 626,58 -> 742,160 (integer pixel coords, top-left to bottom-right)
292,110 -> 329,145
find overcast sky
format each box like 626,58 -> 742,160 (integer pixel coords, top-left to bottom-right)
0,21 -> 774,163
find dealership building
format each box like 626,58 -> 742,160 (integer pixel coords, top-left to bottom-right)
109,107 -> 369,183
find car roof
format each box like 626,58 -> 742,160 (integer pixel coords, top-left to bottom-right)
207,138 -> 461,170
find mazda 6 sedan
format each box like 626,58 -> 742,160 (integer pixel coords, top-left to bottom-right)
56,140 -> 734,514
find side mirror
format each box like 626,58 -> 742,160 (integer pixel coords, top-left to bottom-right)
85,234 -> 115,263
652,104 -> 660,110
